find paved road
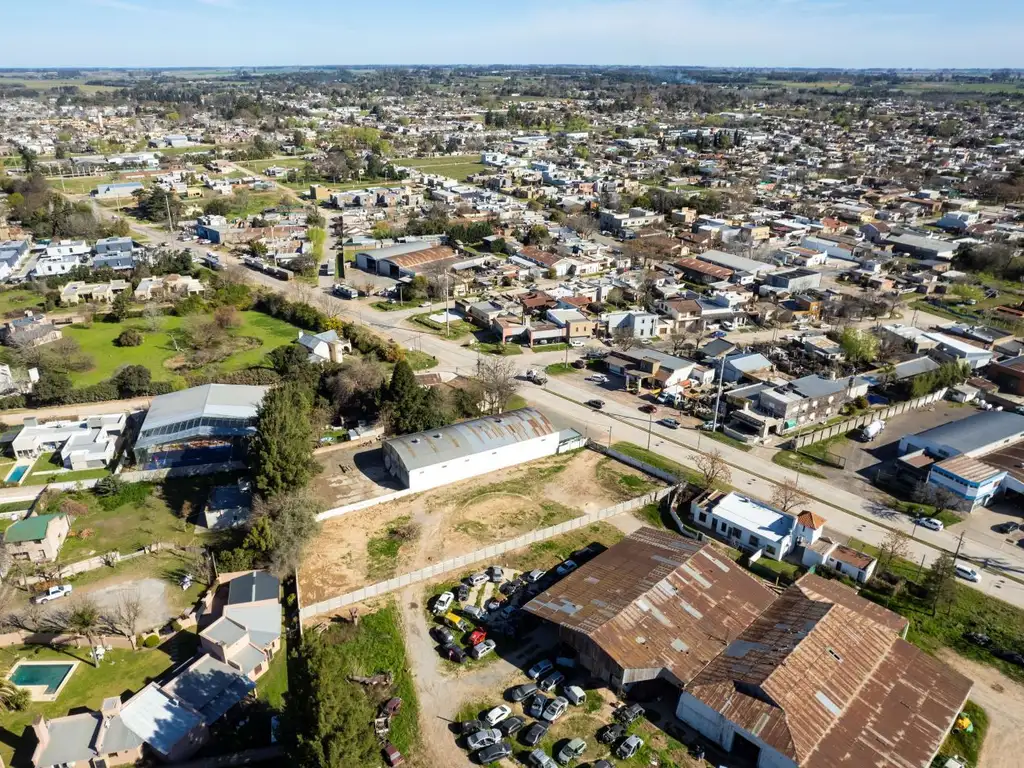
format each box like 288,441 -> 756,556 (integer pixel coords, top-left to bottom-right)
59,197 -> 1024,608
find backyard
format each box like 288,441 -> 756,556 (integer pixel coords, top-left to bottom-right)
61,310 -> 303,386
0,631 -> 199,767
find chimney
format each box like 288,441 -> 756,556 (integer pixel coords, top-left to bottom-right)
32,715 -> 50,750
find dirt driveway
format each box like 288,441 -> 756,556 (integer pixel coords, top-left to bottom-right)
939,650 -> 1024,768
39,577 -> 177,633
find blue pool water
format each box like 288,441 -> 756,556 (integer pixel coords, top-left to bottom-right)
10,663 -> 74,694
6,465 -> 28,483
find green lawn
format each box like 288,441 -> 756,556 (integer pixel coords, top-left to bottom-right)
256,637 -> 288,712
0,76 -> 119,93
544,363 -> 575,376
501,521 -> 625,575
704,430 -> 752,452
394,155 -> 485,181
403,349 -> 438,371
469,342 -> 522,356
62,310 -> 302,386
25,452 -> 111,486
48,174 -> 125,195
0,632 -> 199,766
408,312 -> 476,339
505,394 -> 528,411
366,516 -> 417,580
0,289 -> 45,317
611,442 -> 703,486
771,450 -> 827,479
372,300 -> 422,312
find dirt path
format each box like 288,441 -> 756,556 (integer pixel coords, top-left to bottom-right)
939,650 -> 1024,768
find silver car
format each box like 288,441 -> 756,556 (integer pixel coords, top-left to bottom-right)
542,696 -> 569,722
466,728 -> 502,751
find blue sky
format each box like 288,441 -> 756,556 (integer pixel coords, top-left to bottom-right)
7,0 -> 1024,69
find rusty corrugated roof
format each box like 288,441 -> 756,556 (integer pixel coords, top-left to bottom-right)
686,574 -> 970,768
523,527 -> 778,686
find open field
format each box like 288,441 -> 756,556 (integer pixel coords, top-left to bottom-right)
0,288 -> 45,317
0,631 -> 199,767
394,155 -> 485,181
62,310 -> 301,386
299,449 -> 662,603
0,76 -> 119,93
46,174 -> 130,195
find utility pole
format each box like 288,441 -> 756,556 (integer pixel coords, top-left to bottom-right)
953,530 -> 966,563
443,273 -> 450,338
647,409 -> 654,450
711,355 -> 726,432
164,193 -> 174,234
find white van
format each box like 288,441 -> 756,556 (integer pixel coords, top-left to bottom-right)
564,685 -> 586,706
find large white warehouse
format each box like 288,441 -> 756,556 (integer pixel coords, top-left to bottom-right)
382,408 -> 578,491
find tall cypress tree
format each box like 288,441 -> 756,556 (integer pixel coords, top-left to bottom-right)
250,382 -> 318,496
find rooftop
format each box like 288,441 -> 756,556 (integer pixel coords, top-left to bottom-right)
3,513 -> 63,544
523,527 -> 777,686
385,407 -> 555,472
911,410 -> 1024,456
709,492 -> 793,544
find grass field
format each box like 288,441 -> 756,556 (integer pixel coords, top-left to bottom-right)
0,631 -> 199,766
47,174 -> 127,195
25,452 -> 111,486
394,155 -> 485,181
62,310 -> 302,386
238,157 -> 312,172
409,311 -> 476,339
469,342 -> 522,356
0,288 -> 45,317
0,76 -> 119,93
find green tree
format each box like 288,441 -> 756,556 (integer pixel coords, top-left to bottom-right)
838,327 -> 879,364
0,679 -> 30,712
379,359 -> 449,435
110,290 -> 132,321
32,371 -> 73,405
950,283 -> 984,303
65,598 -> 102,665
250,382 -> 319,496
923,551 -> 957,616
112,365 -> 151,397
250,241 -> 269,258
306,208 -> 326,228
203,197 -> 233,217
115,328 -> 143,347
255,489 -> 322,577
285,634 -> 379,767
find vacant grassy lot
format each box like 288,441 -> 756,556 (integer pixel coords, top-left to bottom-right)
394,155 -> 485,181
62,310 -> 301,386
469,341 -> 522,356
409,311 -> 476,339
0,631 -> 198,766
48,174 -> 127,195
0,288 -> 45,317
0,76 -> 119,93
771,450 -> 827,478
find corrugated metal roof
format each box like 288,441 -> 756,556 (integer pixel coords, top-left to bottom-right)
140,384 -> 268,433
523,527 -> 777,686
686,574 -> 969,768
935,455 -> 1003,483
385,245 -> 457,269
386,408 -> 555,471
912,410 -> 1024,455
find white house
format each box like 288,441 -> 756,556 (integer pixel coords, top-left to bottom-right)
8,414 -> 126,470
690,491 -> 824,561
801,538 -> 877,583
296,330 -> 351,364
382,408 -> 580,492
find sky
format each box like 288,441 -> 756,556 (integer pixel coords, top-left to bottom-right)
6,0 -> 1024,69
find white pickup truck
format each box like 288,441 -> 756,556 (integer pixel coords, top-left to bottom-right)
32,585 -> 72,604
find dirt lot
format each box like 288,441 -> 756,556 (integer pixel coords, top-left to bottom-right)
939,650 -> 1024,768
299,450 -> 662,604
311,442 -> 403,510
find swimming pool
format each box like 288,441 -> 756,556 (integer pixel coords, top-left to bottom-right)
8,661 -> 77,700
5,465 -> 28,483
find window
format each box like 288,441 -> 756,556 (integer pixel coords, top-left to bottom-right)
697,512 -> 707,523
766,545 -> 776,555
748,535 -> 760,547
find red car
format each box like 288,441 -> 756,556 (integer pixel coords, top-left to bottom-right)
468,628 -> 487,646
639,404 -> 657,414
382,744 -> 405,766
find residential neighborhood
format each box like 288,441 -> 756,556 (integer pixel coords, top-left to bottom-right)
1,44 -> 1024,768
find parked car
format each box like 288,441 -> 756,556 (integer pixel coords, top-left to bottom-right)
521,721 -> 549,747
542,696 -> 569,722
430,626 -> 454,645
555,560 -> 578,576
499,580 -> 520,596
564,685 -> 586,705
528,748 -> 558,768
954,564 -> 981,583
557,737 -> 587,764
462,605 -> 487,621
614,704 -> 646,724
466,572 -> 488,586
32,585 -> 72,604
659,417 -> 680,429
571,359 -> 587,369
484,705 -> 512,726
528,659 -> 554,680
466,627 -> 486,644
586,399 -> 605,409
616,735 -> 644,759
587,374 -> 609,383
444,612 -> 471,631
994,521 -> 1020,534
510,683 -> 540,706
639,403 -> 657,413
460,719 -> 486,736
538,670 -> 565,692
467,728 -> 502,751
485,597 -> 503,612
569,339 -> 585,348
598,723 -> 625,744
592,762 -> 613,768
475,741 -> 512,764
918,517 -> 944,532
488,565 -> 504,583
454,584 -> 470,602
380,697 -> 402,717
382,743 -> 405,766
432,591 -> 454,615
526,693 -> 550,718
524,569 -> 547,583
499,716 -> 526,737
471,639 -> 497,659
443,644 -> 467,663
